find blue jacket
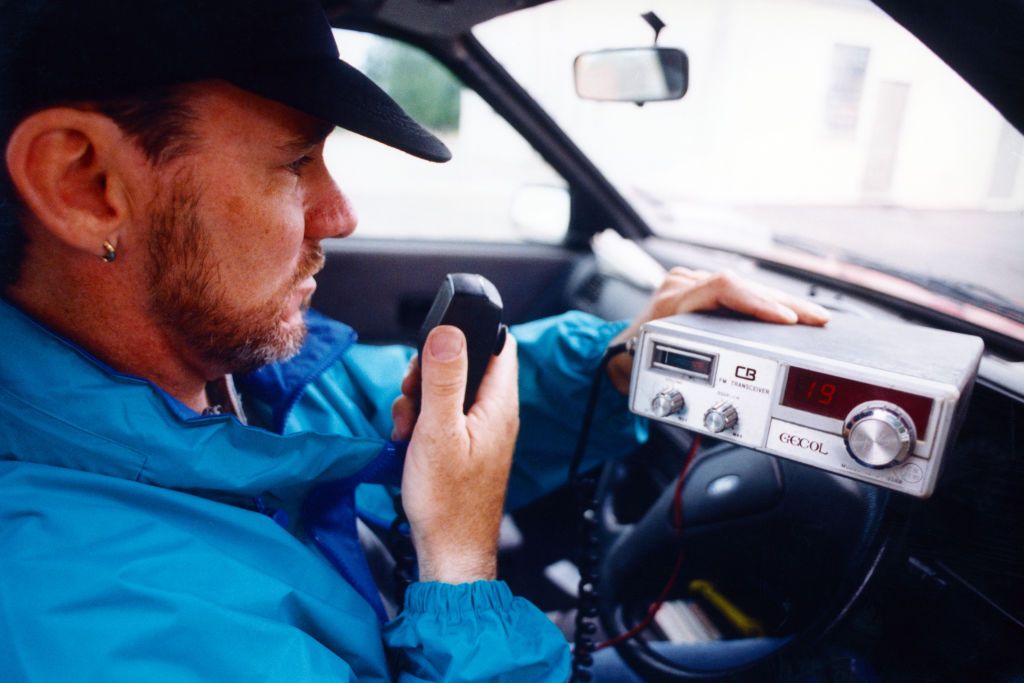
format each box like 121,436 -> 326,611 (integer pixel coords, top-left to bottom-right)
0,299 -> 644,681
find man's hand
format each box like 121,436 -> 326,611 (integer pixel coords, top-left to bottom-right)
607,268 -> 831,393
392,326 -> 519,584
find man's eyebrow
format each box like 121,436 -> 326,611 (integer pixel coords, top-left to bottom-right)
278,121 -> 336,152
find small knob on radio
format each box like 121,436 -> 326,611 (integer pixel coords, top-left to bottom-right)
651,389 -> 685,417
843,402 -> 916,469
703,401 -> 738,433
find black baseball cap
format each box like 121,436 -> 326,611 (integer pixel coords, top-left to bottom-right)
0,0 -> 452,162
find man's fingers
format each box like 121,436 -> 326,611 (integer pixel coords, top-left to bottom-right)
726,279 -> 831,326
676,272 -> 830,326
657,272 -> 756,317
772,290 -> 831,325
469,334 -> 519,424
417,325 -> 468,423
716,281 -> 799,324
401,355 -> 421,399
391,395 -> 417,441
666,267 -> 712,285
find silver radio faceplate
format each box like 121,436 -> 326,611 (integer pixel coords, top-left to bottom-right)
628,313 -> 984,497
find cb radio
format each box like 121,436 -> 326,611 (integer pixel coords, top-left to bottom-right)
628,313 -> 983,497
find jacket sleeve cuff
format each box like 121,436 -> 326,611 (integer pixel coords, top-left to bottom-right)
401,580 -> 513,618
384,580 -> 570,681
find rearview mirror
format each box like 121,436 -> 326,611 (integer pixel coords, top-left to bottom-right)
574,47 -> 688,103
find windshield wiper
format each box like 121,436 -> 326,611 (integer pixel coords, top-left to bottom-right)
773,235 -> 831,258
853,262 -> 1024,324
772,236 -> 1024,324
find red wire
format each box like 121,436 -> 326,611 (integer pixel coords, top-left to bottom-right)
594,435 -> 702,651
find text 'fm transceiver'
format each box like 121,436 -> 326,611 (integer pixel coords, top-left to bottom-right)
628,313 -> 984,497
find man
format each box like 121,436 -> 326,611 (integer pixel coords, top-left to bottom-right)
0,0 -> 829,680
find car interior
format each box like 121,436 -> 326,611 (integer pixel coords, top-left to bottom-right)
308,1 -> 1022,680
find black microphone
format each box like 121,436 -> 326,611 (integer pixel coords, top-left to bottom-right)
417,273 -> 508,414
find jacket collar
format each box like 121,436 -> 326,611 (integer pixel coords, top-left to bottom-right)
0,298 -> 382,505
235,310 -> 357,434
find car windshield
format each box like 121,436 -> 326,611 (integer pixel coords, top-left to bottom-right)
475,0 -> 1024,311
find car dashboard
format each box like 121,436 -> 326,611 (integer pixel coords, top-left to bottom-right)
554,240 -> 1024,680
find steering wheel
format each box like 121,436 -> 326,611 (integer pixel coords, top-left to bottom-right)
587,423 -> 898,682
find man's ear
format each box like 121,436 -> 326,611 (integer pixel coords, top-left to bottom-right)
5,108 -> 133,259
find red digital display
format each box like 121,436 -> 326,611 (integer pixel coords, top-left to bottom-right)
781,366 -> 933,434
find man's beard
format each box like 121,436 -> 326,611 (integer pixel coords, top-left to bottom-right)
146,181 -> 325,376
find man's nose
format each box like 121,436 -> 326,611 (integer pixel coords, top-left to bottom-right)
305,174 -> 357,241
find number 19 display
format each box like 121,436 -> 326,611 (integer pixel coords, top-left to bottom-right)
781,366 -> 933,433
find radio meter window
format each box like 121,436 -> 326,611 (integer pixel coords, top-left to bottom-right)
782,366 -> 933,433
652,345 -> 716,382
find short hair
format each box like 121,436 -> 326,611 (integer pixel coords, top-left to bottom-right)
0,85 -> 196,288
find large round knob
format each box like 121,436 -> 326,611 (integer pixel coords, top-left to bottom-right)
651,389 -> 685,417
703,401 -> 738,433
843,401 -> 916,469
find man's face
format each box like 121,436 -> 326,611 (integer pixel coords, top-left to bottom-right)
141,83 -> 355,376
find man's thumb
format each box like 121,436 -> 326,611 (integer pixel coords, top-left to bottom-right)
419,326 -> 468,420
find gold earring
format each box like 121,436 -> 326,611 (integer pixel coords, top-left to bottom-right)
101,240 -> 116,263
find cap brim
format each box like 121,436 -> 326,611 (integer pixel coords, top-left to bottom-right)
232,58 -> 452,163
